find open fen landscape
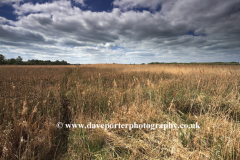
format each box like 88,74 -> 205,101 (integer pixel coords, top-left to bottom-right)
0,64 -> 240,159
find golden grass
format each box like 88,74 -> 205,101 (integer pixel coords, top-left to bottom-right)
0,64 -> 240,159
0,65 -> 74,159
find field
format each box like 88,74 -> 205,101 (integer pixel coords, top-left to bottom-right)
0,64 -> 240,159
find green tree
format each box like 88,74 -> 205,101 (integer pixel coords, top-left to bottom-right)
16,56 -> 23,62
10,58 -> 16,64
0,54 -> 5,64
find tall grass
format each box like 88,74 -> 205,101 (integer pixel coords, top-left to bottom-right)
63,64 -> 240,159
0,64 -> 240,159
0,66 -> 74,159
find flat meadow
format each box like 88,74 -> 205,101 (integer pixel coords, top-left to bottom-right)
0,64 -> 240,159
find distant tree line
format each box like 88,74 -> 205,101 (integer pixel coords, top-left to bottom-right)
148,62 -> 240,65
0,54 -> 70,65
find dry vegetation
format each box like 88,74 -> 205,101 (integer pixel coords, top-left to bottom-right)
0,66 -> 74,160
0,64 -> 240,159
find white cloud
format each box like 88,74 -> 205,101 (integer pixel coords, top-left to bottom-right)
98,43 -> 115,48
73,0 -> 85,6
0,0 -> 23,4
13,0 -> 73,15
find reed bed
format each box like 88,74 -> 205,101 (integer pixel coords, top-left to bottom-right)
0,64 -> 240,159
0,66 -> 74,159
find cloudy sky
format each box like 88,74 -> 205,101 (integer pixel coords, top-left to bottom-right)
0,0 -> 240,64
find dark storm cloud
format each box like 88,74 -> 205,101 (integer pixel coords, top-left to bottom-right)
113,0 -> 163,11
0,40 -> 31,47
35,16 -> 53,25
0,25 -> 45,43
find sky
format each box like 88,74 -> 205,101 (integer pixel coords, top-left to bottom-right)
0,0 -> 240,64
